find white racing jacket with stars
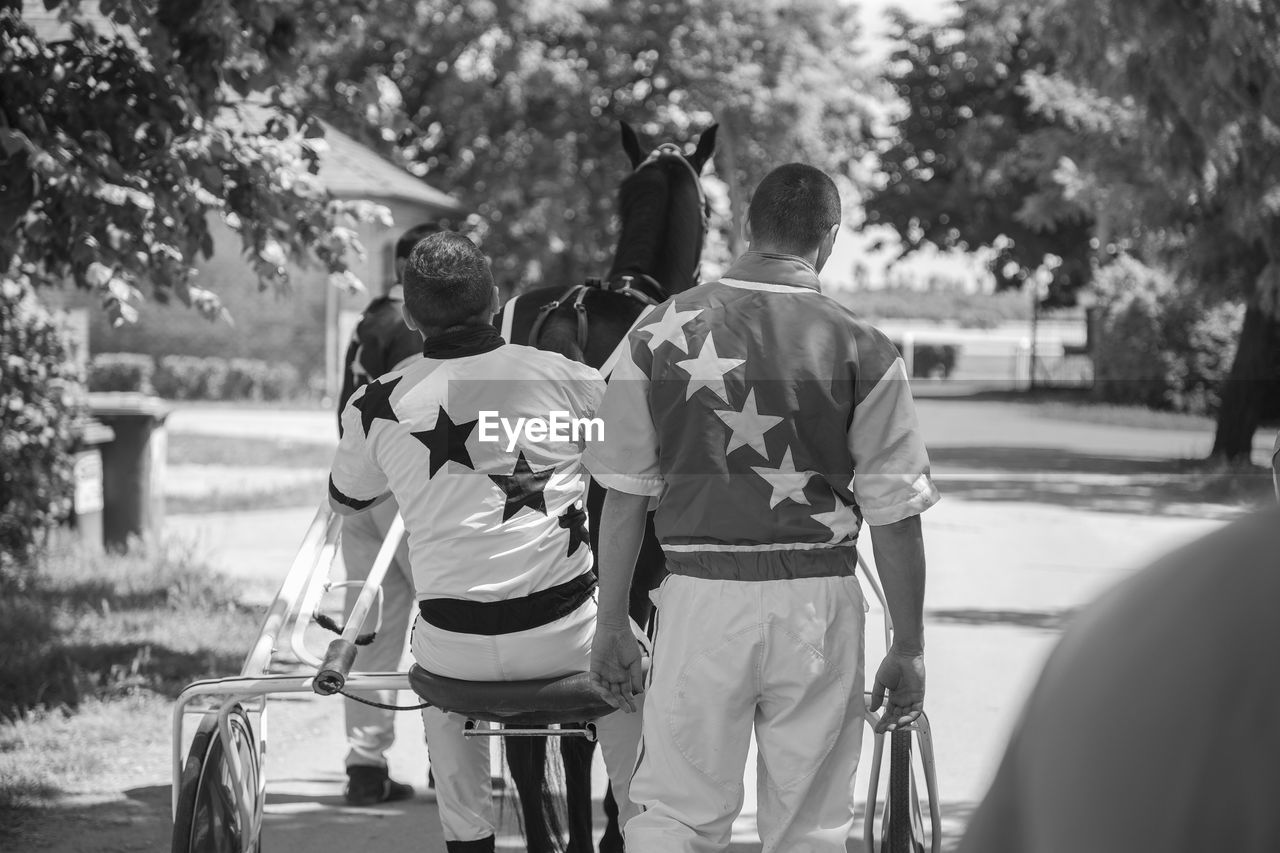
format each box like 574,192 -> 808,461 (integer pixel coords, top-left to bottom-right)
329,339 -> 605,602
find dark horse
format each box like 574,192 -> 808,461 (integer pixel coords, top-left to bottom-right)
494,122 -> 717,853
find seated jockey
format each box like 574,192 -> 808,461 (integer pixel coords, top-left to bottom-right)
327,232 -> 643,853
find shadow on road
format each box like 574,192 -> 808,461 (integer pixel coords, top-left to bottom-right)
932,446 -> 1273,518
927,608 -> 1077,632
3,782 -> 979,853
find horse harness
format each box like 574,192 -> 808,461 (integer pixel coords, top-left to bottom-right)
525,274 -> 664,356
513,142 -> 710,360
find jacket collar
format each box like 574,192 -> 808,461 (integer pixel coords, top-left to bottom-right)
721,251 -> 822,292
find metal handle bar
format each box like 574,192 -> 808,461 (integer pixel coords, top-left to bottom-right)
311,509 -> 405,695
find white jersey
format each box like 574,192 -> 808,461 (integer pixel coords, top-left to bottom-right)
330,342 -> 605,602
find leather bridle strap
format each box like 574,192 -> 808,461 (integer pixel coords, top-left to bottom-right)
528,283 -> 591,353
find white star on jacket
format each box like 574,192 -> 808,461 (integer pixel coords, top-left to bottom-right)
810,500 -> 861,544
750,446 -> 815,508
642,304 -> 704,355
716,388 -> 783,458
675,331 -> 745,402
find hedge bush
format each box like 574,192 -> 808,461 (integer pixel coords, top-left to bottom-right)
88,352 -> 156,394
1090,256 -> 1243,415
153,355 -> 228,400
89,352 -> 305,401
0,277 -> 85,573
225,358 -> 300,401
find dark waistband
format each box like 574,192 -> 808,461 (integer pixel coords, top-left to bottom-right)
664,545 -> 858,581
418,571 -> 597,636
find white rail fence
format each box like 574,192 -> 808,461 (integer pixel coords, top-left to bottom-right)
876,320 -> 1093,390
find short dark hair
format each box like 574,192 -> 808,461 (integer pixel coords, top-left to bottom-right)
402,232 -> 494,329
395,222 -> 444,262
746,164 -> 841,253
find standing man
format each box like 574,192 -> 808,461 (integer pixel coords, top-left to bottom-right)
337,221 -> 441,805
585,164 -> 939,853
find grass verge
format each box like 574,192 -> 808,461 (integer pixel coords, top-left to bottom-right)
167,478 -> 327,514
0,537 -> 261,818
168,433 -> 334,468
1018,399 -> 1220,432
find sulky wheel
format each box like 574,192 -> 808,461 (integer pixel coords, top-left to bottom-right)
883,729 -> 925,853
171,705 -> 262,853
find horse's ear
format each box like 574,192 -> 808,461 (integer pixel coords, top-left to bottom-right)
689,124 -> 719,174
620,122 -> 644,169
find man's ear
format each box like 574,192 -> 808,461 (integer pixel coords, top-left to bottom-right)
490,286 -> 500,314
400,303 -> 419,332
620,121 -> 644,169
825,221 -> 840,249
689,124 -> 718,174
815,222 -> 841,272
742,217 -> 753,249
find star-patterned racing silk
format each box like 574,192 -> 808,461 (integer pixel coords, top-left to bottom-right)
583,251 -> 941,582
330,342 -> 605,602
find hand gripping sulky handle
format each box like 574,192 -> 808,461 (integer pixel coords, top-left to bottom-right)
314,638 -> 357,695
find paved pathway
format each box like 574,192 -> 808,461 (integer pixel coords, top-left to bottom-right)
150,400 -> 1273,851
164,493 -> 1227,851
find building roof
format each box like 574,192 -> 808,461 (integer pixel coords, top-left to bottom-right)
314,121 -> 466,213
227,101 -> 466,214
19,0 -> 465,214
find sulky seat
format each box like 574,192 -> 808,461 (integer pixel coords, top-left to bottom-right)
407,665 -> 616,727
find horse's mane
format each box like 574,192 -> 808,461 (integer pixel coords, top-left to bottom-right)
607,157 -> 704,291
607,164 -> 671,281
538,152 -> 705,363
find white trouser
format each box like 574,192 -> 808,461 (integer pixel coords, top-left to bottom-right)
412,594 -> 646,842
626,573 -> 867,853
341,499 -> 417,769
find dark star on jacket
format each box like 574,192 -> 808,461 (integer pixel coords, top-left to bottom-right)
558,502 -> 590,557
489,451 -> 555,521
410,407 -> 477,477
354,376 -> 402,436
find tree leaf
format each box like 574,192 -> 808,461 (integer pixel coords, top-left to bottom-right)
85,262 -> 113,288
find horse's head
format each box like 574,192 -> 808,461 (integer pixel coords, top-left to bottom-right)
607,122 -> 717,299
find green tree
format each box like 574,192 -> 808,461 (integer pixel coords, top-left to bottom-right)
1040,0 -> 1280,461
0,277 -> 83,569
642,0 -> 875,255
863,4 -> 1099,304
1,0 -> 392,552
1,0 -> 388,325
298,0 -> 879,291
867,0 -> 1278,460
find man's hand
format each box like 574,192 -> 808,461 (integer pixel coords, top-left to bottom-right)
589,623 -> 646,714
869,644 -> 925,733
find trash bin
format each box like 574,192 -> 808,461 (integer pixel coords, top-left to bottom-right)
70,418 -> 115,550
88,392 -> 170,549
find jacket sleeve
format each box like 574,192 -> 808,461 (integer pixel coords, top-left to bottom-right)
848,330 -> 940,526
